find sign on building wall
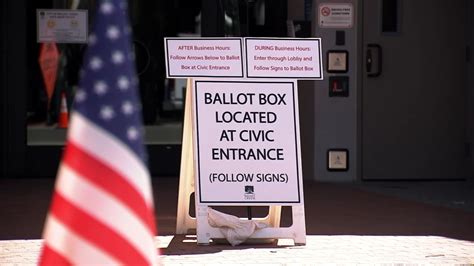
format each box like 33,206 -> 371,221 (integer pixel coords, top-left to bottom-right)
37,9 -> 88,43
192,80 -> 303,205
318,3 -> 353,28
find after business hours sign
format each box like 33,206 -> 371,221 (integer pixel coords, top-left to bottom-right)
193,80 -> 303,205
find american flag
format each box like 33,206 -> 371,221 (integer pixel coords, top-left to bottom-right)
39,0 -> 158,265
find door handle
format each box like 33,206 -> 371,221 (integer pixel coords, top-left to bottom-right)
366,44 -> 382,77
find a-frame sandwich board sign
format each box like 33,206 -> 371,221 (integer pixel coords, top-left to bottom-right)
167,37 -> 323,245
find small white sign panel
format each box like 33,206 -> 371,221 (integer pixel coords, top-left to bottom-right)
328,150 -> 348,170
165,38 -> 244,78
327,51 -> 348,72
318,3 -> 353,28
37,9 -> 88,43
245,38 -> 323,79
193,80 -> 303,205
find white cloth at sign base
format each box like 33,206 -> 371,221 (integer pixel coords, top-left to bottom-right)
207,208 -> 268,246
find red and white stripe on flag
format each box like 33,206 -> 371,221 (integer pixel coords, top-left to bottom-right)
39,114 -> 159,265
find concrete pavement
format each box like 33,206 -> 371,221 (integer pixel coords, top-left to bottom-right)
1,234 -> 474,265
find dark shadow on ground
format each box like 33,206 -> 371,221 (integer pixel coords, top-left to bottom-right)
0,178 -> 473,242
160,234 -> 298,256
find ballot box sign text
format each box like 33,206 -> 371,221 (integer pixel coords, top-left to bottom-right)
193,80 -> 303,204
245,38 -> 323,79
165,38 -> 244,78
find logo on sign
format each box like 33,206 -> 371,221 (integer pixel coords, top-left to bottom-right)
70,20 -> 79,28
244,185 -> 255,200
47,20 -> 56,28
321,7 -> 331,16
245,185 -> 254,194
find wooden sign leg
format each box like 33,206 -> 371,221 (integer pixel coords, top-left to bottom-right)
176,79 -> 196,234
292,205 -> 307,245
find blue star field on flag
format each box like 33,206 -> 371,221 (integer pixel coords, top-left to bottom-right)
74,0 -> 146,161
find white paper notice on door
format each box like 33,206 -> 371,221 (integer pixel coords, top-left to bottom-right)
318,3 -> 353,28
37,9 -> 88,43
